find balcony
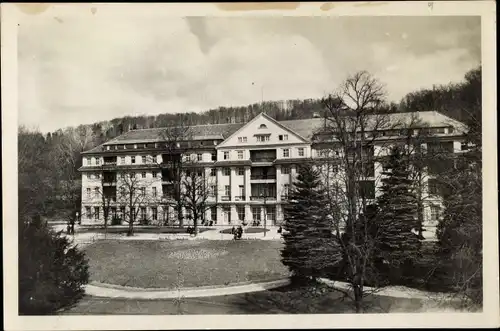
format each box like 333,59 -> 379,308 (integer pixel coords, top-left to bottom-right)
221,196 -> 231,201
250,174 -> 276,180
250,150 -> 276,163
250,196 -> 277,201
234,196 -> 246,201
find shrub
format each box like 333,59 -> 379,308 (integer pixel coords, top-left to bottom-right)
19,217 -> 89,315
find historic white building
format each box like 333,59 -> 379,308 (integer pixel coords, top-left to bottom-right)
79,111 -> 467,239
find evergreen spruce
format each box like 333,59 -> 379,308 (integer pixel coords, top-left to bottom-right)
376,146 -> 421,281
281,163 -> 338,282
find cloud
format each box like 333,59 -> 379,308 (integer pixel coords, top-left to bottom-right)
18,15 -> 481,133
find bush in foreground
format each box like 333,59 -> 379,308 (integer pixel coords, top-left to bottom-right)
19,217 -> 89,315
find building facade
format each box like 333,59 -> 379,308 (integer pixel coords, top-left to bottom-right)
79,111 -> 467,240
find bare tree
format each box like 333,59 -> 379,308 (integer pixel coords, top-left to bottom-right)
116,169 -> 156,236
157,118 -> 193,227
181,166 -> 216,236
318,71 -> 403,312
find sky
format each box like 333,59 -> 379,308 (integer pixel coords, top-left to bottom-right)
18,15 -> 481,133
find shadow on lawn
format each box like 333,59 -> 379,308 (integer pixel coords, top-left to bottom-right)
218,283 -> 427,314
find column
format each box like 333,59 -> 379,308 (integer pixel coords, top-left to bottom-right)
245,204 -> 251,224
244,166 -> 251,201
276,204 -> 283,225
230,204 -> 237,225
276,165 -> 282,202
216,168 -> 222,203
291,164 -> 297,183
216,205 -> 222,225
230,167 -> 236,201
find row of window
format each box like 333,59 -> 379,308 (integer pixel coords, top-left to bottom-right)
84,205 -> 278,221
104,140 -> 220,152
86,166 -> 294,180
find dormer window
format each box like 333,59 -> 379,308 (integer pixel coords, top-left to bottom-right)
259,124 -> 268,129
256,134 -> 270,142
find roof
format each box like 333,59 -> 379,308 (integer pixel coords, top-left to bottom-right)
82,111 -> 466,155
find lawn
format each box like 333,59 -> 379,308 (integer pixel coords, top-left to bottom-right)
84,240 -> 289,288
61,282 -> 463,315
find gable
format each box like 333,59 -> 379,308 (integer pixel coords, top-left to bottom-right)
217,113 -> 309,149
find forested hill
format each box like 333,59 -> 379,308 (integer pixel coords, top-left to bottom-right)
42,66 -> 480,149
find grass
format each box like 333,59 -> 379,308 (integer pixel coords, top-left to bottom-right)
61,282 -> 464,315
84,240 -> 289,288
219,227 -> 271,234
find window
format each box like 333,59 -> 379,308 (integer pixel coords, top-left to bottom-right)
243,137 -> 247,142
252,207 -> 261,221
152,187 -> 157,197
237,206 -> 245,221
298,148 -> 304,157
85,206 -> 91,218
211,207 -> 217,223
210,168 -> 217,176
211,152 -> 217,161
197,153 -> 202,162
142,156 -> 147,163
197,170 -> 203,177
428,179 -> 440,195
448,127 -> 455,134
223,151 -> 229,160
282,149 -> 290,158
358,180 -> 375,199
259,124 -> 268,129
238,167 -> 245,176
430,205 -> 441,222
95,158 -> 100,165
283,184 -> 290,197
278,134 -> 288,141
224,185 -> 231,196
120,206 -> 125,218
94,207 -> 99,220
210,185 -> 216,196
282,166 -> 290,175
86,157 -> 91,165
256,135 -> 270,142
89,173 -> 95,180
94,187 -> 99,198
237,151 -> 243,159
152,207 -> 158,221
120,173 -> 125,179
140,207 -> 146,221
153,172 -> 157,178
141,172 -> 146,178
223,168 -> 230,176
131,156 -> 136,164
238,137 -> 242,143
238,185 -> 245,197
140,187 -> 146,196
266,206 -> 275,221
120,156 -> 125,164
95,173 -> 100,179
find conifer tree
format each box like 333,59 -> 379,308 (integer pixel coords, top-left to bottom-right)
281,163 -> 339,282
376,146 -> 421,281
